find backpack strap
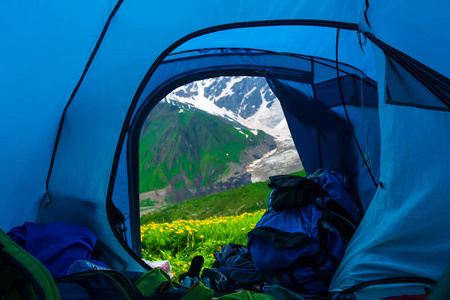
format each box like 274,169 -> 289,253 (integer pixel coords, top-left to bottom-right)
268,175 -> 327,211
322,208 -> 357,242
317,221 -> 344,267
248,226 -> 316,249
285,253 -> 333,294
286,271 -> 309,294
0,229 -> 61,300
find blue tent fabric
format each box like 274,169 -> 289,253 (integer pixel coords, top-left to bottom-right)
385,57 -> 449,111
0,0 -> 117,233
330,45 -> 450,291
8,222 -> 109,279
1,0 -> 449,296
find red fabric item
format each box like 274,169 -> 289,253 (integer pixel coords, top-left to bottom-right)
385,295 -> 428,300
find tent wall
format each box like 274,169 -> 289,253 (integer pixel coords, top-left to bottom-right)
0,1 -> 117,231
2,0 -> 448,292
331,0 -> 450,290
331,46 -> 450,290
360,0 -> 450,78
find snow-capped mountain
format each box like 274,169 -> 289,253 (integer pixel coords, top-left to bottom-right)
163,76 -> 294,143
162,76 -> 303,182
139,76 -> 304,213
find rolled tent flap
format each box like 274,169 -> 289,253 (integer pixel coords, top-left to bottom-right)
265,66 -> 380,211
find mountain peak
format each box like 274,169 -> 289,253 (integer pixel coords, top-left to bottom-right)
141,76 -> 303,212
163,76 -> 287,139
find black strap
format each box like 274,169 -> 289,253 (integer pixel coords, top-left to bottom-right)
0,250 -> 48,300
248,226 -> 315,249
318,218 -> 345,267
322,208 -> 357,242
335,28 -> 379,188
111,203 -> 127,241
364,0 -> 371,29
287,270 -> 309,294
201,268 -> 222,281
287,253 -> 333,293
310,263 -> 332,287
268,175 -> 328,211
325,248 -> 342,267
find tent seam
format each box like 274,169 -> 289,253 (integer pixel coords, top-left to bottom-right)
45,0 -> 124,192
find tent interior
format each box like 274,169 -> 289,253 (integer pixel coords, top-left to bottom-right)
1,0 -> 449,298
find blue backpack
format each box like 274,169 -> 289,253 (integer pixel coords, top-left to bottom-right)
247,169 -> 362,295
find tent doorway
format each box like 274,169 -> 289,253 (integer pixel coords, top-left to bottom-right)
137,75 -> 304,277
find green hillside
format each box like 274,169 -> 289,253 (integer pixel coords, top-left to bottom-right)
140,169 -> 306,224
139,102 -> 266,193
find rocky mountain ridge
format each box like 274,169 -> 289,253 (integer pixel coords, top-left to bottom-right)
163,76 -> 303,180
140,76 -> 303,212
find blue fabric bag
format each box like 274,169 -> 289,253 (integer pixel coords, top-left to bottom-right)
247,169 -> 362,294
308,169 -> 362,233
7,222 -> 109,279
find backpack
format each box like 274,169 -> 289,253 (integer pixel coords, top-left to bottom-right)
0,228 -> 61,300
55,270 -> 144,300
247,169 -> 362,294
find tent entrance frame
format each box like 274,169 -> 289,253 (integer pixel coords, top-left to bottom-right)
123,47 -> 379,261
35,19 -> 366,268
103,20 -> 380,268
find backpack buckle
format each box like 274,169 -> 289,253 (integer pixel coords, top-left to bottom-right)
320,220 -> 334,232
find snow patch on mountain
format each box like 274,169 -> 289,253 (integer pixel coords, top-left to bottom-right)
163,76 -> 291,142
162,76 -> 303,183
247,139 -> 303,182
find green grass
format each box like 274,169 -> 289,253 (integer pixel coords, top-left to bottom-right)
140,169 -> 306,224
140,170 -> 307,279
141,210 -> 265,279
140,198 -> 156,208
